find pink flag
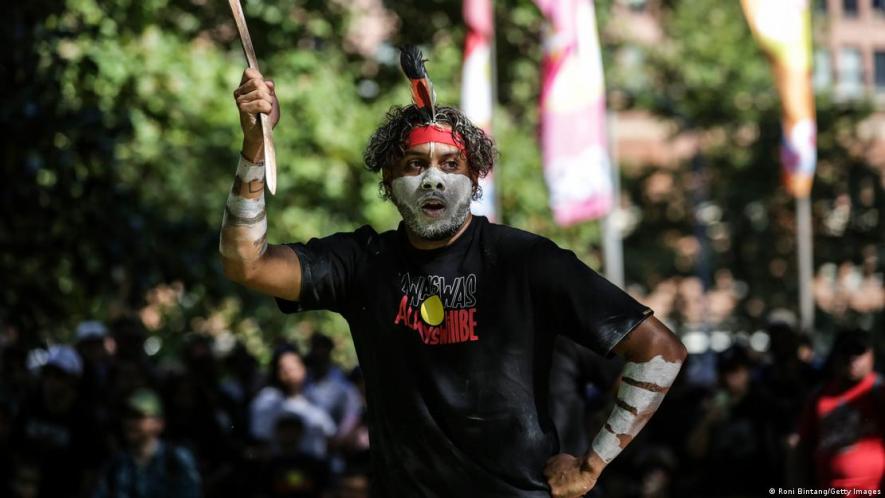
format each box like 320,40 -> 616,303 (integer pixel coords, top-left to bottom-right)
462,0 -> 497,221
535,0 -> 613,225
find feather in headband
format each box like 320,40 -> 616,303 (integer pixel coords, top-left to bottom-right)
399,45 -> 437,123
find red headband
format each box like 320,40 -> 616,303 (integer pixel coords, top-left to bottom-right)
407,124 -> 466,152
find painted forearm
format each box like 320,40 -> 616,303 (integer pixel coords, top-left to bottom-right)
590,355 -> 683,464
219,155 -> 268,262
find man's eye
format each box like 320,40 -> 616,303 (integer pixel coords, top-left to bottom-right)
406,160 -> 424,170
443,160 -> 459,169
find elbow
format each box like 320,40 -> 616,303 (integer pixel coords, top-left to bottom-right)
658,329 -> 688,365
671,336 -> 688,363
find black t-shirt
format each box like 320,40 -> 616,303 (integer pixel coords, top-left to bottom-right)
277,216 -> 651,498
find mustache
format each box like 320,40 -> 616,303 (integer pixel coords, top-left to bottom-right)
418,192 -> 448,205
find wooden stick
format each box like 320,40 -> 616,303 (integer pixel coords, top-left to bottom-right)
228,0 -> 277,195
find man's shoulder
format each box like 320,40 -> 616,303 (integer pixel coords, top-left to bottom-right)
296,224 -> 395,256
480,219 -> 554,255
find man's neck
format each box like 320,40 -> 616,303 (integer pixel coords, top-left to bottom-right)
405,214 -> 473,250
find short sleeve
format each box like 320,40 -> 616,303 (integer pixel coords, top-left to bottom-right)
275,226 -> 374,314
529,238 -> 652,357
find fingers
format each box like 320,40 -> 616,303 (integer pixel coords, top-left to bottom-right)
235,69 -> 275,116
235,69 -> 273,98
237,88 -> 273,105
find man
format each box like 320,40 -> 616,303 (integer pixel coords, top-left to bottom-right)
791,329 -> 884,495
221,49 -> 686,498
303,333 -> 363,443
11,345 -> 96,497
94,388 -> 201,498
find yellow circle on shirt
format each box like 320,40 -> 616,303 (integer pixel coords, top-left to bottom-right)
420,295 -> 444,326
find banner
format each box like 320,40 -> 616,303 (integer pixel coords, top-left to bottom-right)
535,0 -> 612,226
741,0 -> 817,198
462,0 -> 497,221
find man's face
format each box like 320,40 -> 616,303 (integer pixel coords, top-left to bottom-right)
41,367 -> 78,414
123,414 -> 163,447
387,139 -> 474,241
837,349 -> 874,383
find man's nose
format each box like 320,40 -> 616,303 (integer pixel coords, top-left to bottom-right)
421,168 -> 445,191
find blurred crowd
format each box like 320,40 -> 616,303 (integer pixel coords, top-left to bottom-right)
1,321 -> 370,498
1,317 -> 882,498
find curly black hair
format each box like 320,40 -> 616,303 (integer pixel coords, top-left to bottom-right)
363,105 -> 496,201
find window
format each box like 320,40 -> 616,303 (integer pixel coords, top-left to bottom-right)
837,47 -> 865,98
875,51 -> 885,89
814,49 -> 832,89
843,0 -> 859,17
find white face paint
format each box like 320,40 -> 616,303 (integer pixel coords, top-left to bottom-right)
390,164 -> 473,241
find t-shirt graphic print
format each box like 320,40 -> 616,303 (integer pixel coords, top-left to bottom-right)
394,272 -> 479,346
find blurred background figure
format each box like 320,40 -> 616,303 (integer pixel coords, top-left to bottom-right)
11,345 -> 101,498
94,388 -> 201,498
330,458 -> 371,498
249,412 -> 330,498
7,455 -> 41,498
685,346 -> 773,498
304,333 -> 363,473
250,345 -> 336,459
791,329 -> 885,495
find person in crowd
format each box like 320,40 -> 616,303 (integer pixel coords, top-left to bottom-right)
220,342 -> 263,443
163,334 -> 235,474
7,454 -> 41,498
791,329 -> 884,494
75,320 -> 117,472
330,456 -> 371,498
251,411 -> 330,498
685,345 -> 772,497
757,321 -> 821,482
11,345 -> 99,498
249,345 -> 336,459
75,320 -> 114,395
94,388 -> 201,498
303,333 -> 363,463
333,367 -> 370,461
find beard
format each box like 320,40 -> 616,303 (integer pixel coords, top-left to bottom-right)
390,170 -> 473,241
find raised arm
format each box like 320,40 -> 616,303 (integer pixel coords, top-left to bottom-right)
545,316 -> 687,498
220,68 -> 301,301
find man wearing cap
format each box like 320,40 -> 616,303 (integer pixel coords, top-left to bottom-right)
11,345 -> 97,497
94,388 -> 201,498
792,329 -> 885,495
220,48 -> 687,498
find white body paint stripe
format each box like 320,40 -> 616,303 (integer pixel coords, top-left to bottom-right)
618,383 -> 666,412
226,195 -> 265,219
236,156 -> 266,182
622,355 -> 682,388
592,428 -> 622,464
607,405 -> 640,436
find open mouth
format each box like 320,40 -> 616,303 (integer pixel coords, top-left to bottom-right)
420,198 -> 447,218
